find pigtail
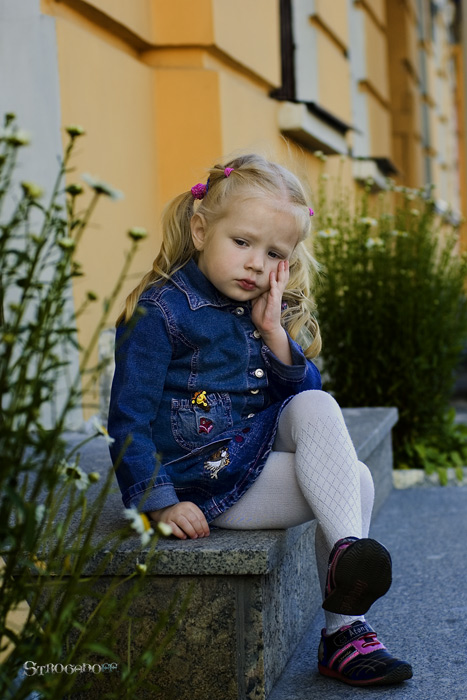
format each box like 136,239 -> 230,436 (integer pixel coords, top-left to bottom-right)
116,191 -> 195,325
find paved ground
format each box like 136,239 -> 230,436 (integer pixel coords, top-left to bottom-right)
269,486 -> 467,700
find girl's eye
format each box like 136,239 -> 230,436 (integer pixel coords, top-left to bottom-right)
234,239 -> 248,247
268,251 -> 282,259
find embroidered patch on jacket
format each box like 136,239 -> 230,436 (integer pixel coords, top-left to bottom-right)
198,417 -> 214,434
204,447 -> 230,479
191,390 -> 210,411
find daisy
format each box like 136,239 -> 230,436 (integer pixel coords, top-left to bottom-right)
91,416 -> 115,445
123,508 -> 154,546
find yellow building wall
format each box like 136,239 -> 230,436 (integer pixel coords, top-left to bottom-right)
364,12 -> 390,104
211,0 -> 281,87
316,32 -> 352,124
50,16 -> 159,368
359,0 -> 386,28
67,0 -> 156,44
37,0 -> 466,378
153,66 -> 222,203
313,0 -> 349,50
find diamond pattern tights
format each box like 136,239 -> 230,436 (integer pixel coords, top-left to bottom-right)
212,390 -> 375,634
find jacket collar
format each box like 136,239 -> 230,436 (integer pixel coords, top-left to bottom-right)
171,260 -> 233,311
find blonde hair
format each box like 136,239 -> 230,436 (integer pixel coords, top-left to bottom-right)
117,154 -> 321,358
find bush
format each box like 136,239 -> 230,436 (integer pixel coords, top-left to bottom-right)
313,171 -> 467,480
0,115 -> 185,699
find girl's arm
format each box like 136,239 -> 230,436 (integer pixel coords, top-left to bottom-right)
251,259 -> 322,395
109,303 -> 211,539
108,303 -> 179,512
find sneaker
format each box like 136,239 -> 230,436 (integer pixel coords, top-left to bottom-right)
322,537 -> 392,615
318,621 -> 413,686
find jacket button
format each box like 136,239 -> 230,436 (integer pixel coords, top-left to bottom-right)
234,307 -> 245,316
254,368 -> 264,378
250,389 -> 259,394
253,330 -> 261,339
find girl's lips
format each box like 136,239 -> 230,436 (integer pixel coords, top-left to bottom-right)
237,279 -> 257,291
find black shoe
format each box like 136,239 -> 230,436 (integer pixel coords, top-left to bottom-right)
318,621 -> 413,686
322,537 -> 392,615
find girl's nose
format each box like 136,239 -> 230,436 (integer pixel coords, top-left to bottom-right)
246,252 -> 264,273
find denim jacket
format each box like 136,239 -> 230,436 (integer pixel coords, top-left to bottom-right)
108,260 -> 321,521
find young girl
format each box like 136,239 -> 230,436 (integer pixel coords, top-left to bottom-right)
108,154 -> 412,687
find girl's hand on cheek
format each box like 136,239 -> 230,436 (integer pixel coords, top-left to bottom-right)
149,502 -> 210,540
251,260 -> 289,337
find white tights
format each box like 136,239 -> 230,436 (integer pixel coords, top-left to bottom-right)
211,390 -> 375,634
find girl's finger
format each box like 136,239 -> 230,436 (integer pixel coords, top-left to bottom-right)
167,520 -> 187,540
278,260 -> 289,281
186,505 -> 211,537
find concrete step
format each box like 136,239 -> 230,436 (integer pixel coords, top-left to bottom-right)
61,406 -> 398,700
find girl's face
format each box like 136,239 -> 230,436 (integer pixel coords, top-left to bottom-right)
190,197 -> 301,301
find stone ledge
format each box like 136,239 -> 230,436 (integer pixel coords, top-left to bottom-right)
63,406 -> 397,576
59,406 -> 397,700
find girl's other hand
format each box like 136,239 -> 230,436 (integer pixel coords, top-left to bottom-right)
149,502 -> 210,540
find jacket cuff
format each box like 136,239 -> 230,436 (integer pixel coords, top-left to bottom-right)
261,337 -> 307,382
125,484 -> 180,513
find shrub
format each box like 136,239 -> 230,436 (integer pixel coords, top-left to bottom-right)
313,171 -> 467,481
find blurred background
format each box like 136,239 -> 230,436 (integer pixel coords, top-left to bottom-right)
1,0 -> 466,421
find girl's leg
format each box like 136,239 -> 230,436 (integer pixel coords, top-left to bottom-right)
213,390 -> 375,631
214,391 -> 412,686
272,391 -> 390,619
272,390 -> 366,547
314,460 -> 374,633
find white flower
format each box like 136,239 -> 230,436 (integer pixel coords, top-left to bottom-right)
9,129 -> 31,146
390,229 -> 408,238
360,217 -> 378,227
135,563 -> 147,574
58,460 -> 90,491
65,125 -> 86,138
366,237 -> 384,249
91,416 -> 115,445
317,228 -> 338,238
35,504 -> 46,524
123,508 -> 154,546
128,227 -> 148,241
21,181 -> 44,199
410,208 -> 420,217
157,522 -> 173,537
82,173 -> 124,201
58,237 -> 76,250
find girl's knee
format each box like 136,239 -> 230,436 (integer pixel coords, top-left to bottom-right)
293,389 -> 341,416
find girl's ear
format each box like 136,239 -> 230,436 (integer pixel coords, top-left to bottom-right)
190,213 -> 207,251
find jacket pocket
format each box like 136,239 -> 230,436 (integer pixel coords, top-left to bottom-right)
170,393 -> 233,452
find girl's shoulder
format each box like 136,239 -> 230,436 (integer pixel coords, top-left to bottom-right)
138,278 -> 176,305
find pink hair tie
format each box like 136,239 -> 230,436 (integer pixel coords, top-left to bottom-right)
224,167 -> 234,177
309,208 -> 314,216
191,183 -> 207,199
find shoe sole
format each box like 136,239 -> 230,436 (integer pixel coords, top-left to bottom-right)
318,661 -> 413,686
322,538 -> 392,615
